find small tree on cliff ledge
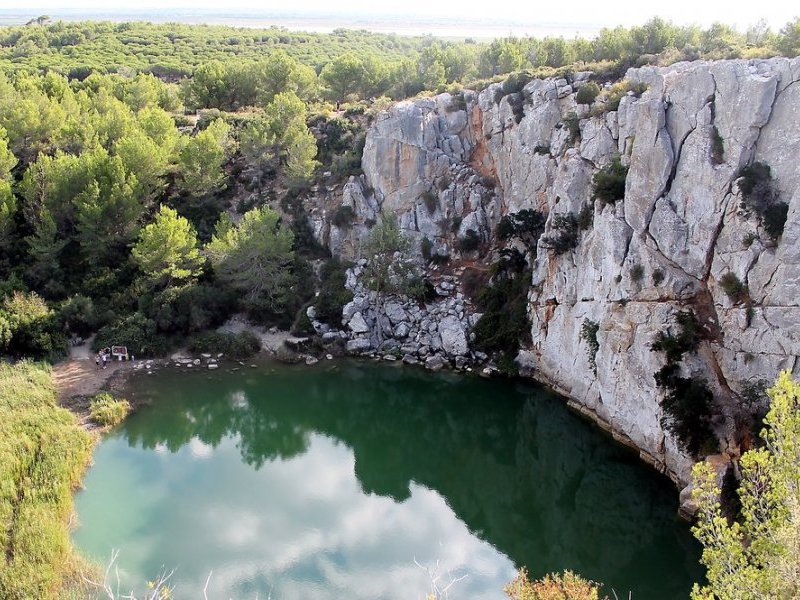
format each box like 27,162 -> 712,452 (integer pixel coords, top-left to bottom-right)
690,370 -> 800,600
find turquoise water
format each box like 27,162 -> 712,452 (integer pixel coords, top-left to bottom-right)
74,360 -> 702,599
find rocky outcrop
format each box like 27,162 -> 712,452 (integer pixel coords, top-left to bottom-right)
313,57 -> 800,494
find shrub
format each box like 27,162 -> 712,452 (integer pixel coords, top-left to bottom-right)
501,71 -> 531,96
710,126 -> 724,164
95,313 -> 170,357
420,237 -> 434,261
533,144 -> 551,155
446,92 -> 466,113
495,209 -> 547,247
187,330 -> 261,358
651,310 -> 703,362
462,267 -> 491,301
718,272 -> 749,304
290,304 -> 315,336
629,263 -> 645,283
652,268 -> 665,286
332,205 -> 356,228
575,81 -> 601,105
580,319 -> 600,374
455,229 -> 482,253
576,203 -> 594,231
592,155 -> 628,205
473,268 -> 531,359
89,392 -> 131,428
314,258 -> 353,326
505,567 -> 602,600
507,92 -> 526,124
742,232 -> 758,248
420,190 -> 438,214
540,213 -> 579,255
563,112 -> 581,144
763,201 -> 789,240
654,364 -> 717,457
739,161 -> 787,240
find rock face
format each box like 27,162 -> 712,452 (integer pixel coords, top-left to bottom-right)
317,58 -> 800,490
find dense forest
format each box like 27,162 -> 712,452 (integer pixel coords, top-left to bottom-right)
0,15 -> 799,364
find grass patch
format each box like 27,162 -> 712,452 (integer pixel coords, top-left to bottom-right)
88,392 -> 131,428
0,361 -> 94,599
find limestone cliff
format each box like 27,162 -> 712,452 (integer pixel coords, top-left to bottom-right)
315,58 -> 800,491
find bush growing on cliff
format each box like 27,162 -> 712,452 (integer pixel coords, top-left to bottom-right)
563,112 -> 581,144
314,258 -> 353,326
455,229 -> 482,254
651,310 -> 717,457
710,126 -> 725,164
332,205 -> 356,228
580,319 -> 600,374
575,82 -> 601,105
654,363 -> 717,457
718,272 -> 749,304
496,209 -> 547,248
473,255 -> 531,360
592,155 -> 628,205
540,213 -> 580,255
738,161 -> 788,240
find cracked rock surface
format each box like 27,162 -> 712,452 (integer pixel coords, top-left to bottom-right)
316,58 -> 800,488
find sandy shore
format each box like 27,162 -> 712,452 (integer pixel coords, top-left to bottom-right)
53,322 -> 298,426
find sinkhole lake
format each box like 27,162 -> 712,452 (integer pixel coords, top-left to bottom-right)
74,360 -> 702,599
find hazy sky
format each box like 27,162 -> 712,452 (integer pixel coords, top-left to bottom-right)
6,0 -> 797,31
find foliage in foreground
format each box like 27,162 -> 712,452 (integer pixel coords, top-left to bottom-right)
691,370 -> 800,600
505,567 -> 603,600
0,360 -> 93,599
88,392 -> 131,428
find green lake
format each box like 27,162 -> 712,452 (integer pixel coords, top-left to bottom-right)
73,360 -> 703,599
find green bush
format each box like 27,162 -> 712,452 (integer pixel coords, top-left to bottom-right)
575,81 -> 601,105
420,237 -> 434,261
563,112 -> 581,144
290,305 -> 315,337
455,229 -> 482,253
461,267 -> 491,301
739,161 -> 787,240
763,202 -> 789,240
95,313 -> 171,357
654,364 -> 717,457
650,310 -> 702,362
495,209 -> 547,247
314,258 -> 353,326
473,267 -> 531,359
710,126 -> 724,164
592,155 -> 628,205
580,319 -> 600,374
89,392 -> 131,427
420,190 -> 439,214
332,205 -> 356,228
652,268 -> 665,286
187,330 -> 261,358
719,272 -> 749,304
629,263 -> 645,283
540,213 -> 579,255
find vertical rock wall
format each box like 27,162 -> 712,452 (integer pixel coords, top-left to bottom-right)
319,58 -> 800,488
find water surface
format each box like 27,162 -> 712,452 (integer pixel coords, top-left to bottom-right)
74,360 -> 702,599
